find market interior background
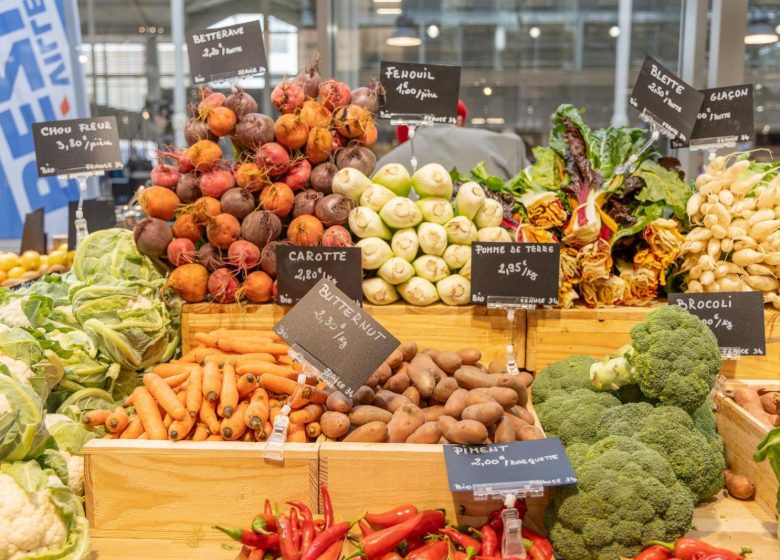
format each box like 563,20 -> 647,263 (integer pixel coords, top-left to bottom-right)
2,0 -> 779,249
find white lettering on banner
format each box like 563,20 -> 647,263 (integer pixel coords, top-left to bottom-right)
0,0 -> 80,238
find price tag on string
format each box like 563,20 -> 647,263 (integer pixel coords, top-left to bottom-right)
668,292 -> 766,358
470,242 -> 560,306
32,116 -> 122,177
273,278 -> 400,398
186,21 -> 267,84
379,61 -> 461,123
629,55 -> 704,144
671,84 -> 754,150
443,438 -> 577,496
275,246 -> 362,306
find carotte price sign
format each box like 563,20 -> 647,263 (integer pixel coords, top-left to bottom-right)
379,61 -> 461,123
32,117 -> 122,177
186,21 -> 267,84
275,246 -> 362,306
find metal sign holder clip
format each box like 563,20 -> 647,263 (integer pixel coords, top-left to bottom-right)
390,114 -> 435,172
487,297 -> 534,375
61,171 -> 103,247
617,120 -> 661,176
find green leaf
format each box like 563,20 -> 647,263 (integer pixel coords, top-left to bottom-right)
633,160 -> 693,221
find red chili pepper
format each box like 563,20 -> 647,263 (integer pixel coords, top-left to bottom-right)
253,515 -> 271,534
358,519 -> 374,537
405,541 -> 435,560
248,548 -> 266,560
214,526 -> 280,549
362,512 -> 424,558
316,536 -> 344,560
380,553 -> 403,560
635,545 -> 674,560
650,538 -> 747,560
411,539 -> 449,560
277,514 -> 299,560
288,501 -> 315,551
455,547 -> 478,560
290,507 -> 301,553
521,527 -> 553,560
523,538 -> 548,560
365,505 -> 418,527
478,525 -> 498,557
314,519 -> 326,534
406,510 -> 446,541
440,527 -> 482,554
320,483 -> 334,529
300,521 -> 350,560
263,499 -> 278,532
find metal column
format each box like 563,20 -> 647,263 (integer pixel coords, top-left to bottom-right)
708,0 -> 748,88
62,0 -> 90,118
316,0 -> 333,78
611,0 -> 632,127
87,0 -> 97,106
171,0 -> 186,147
677,0 -> 708,179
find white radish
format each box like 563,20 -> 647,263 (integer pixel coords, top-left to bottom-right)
731,169 -> 773,196
749,219 -> 780,242
711,224 -> 727,240
707,238 -> 722,258
720,275 -> 742,291
749,208 -> 776,226
689,265 -> 703,280
726,225 -> 747,239
732,198 -> 756,215
718,189 -> 735,207
686,227 -> 712,242
746,263 -> 774,277
732,248 -> 764,267
700,270 -> 715,286
714,261 -> 729,278
695,173 -> 715,189
746,275 -> 780,292
720,238 -> 734,253
686,192 -> 703,217
765,253 -> 780,266
706,156 -> 727,174
757,186 -> 778,209
703,214 -> 719,229
687,280 -> 704,293
704,280 -> 721,292
699,254 -> 716,271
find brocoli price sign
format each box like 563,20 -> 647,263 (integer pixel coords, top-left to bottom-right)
379,61 -> 461,124
668,292 -> 766,356
276,246 -> 362,306
273,278 -> 400,398
470,242 -> 560,305
443,438 -> 577,493
32,117 -> 122,177
187,21 -> 267,84
629,55 -> 704,143
671,84 -> 754,149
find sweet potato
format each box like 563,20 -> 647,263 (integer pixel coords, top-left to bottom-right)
444,388 -> 469,419
326,391 -> 353,413
405,421 -> 442,444
384,369 -> 411,393
437,414 -> 458,434
344,421 -> 388,442
733,387 -> 776,427
457,348 -> 481,365
454,366 -> 497,389
760,392 -> 780,414
400,341 -> 418,361
465,390 -> 496,407
320,411 -> 351,439
487,361 -> 506,374
508,405 -> 536,425
724,469 -> 755,500
434,377 -> 460,403
386,349 -> 405,370
494,414 -> 516,443
353,385 -> 375,405
407,362 -> 436,397
434,351 -> 462,374
348,405 -> 392,425
476,363 -> 489,373
476,387 -> 518,409
373,390 -> 411,412
403,386 -> 421,406
518,425 -> 544,441
422,405 -> 446,422
446,419 -> 488,444
462,402 -> 504,426
387,404 -> 425,443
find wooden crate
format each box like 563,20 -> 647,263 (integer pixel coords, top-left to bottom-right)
182,303 -> 527,368
526,305 -> 780,379
715,388 -> 780,518
84,440 -> 319,540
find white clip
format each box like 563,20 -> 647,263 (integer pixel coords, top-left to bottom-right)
264,404 -> 292,462
500,497 -> 526,559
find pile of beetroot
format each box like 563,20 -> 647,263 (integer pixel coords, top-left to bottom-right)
133,56 -> 382,304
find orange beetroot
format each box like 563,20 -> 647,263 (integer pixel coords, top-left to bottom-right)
166,263 -> 209,302
172,213 -> 203,244
139,186 -> 180,221
187,139 -> 222,172
241,271 -> 274,303
206,213 -> 241,249
287,214 -> 324,246
259,182 -> 294,218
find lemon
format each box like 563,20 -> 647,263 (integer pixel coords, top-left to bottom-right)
0,253 -> 17,272
20,250 -> 41,271
7,266 -> 26,279
48,250 -> 67,267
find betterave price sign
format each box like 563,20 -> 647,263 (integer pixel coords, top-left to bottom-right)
187,21 -> 267,84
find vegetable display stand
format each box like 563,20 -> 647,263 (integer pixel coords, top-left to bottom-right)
181,302 -> 527,367
525,304 -> 780,379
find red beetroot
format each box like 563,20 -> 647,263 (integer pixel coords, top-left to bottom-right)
134,217 -> 173,257
241,210 -> 282,249
220,187 -> 256,220
318,79 -> 351,111
176,172 -> 202,204
200,168 -> 236,199
224,87 -> 258,120
198,91 -> 226,115
197,243 -> 225,272
294,54 -> 322,99
151,163 -> 181,188
184,118 -> 217,145
227,239 -> 261,272
322,225 -> 353,247
167,237 -> 197,266
177,150 -> 195,173
283,159 -> 312,191
271,80 -> 305,114
234,113 -> 275,150
256,142 -> 290,176
208,268 -> 240,303
260,240 -> 290,277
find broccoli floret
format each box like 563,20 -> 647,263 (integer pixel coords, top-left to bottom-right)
532,355 -> 597,405
690,396 -> 723,455
545,436 -> 694,560
596,403 -> 725,502
590,306 -> 720,413
536,389 -> 621,446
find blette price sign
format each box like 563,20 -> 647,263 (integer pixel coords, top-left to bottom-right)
275,246 -> 362,306
668,292 -> 766,356
443,438 -> 577,493
671,84 -> 754,149
186,21 -> 267,84
629,56 -> 704,143
273,278 -> 400,398
379,61 -> 461,124
32,117 -> 122,177
470,242 -> 560,305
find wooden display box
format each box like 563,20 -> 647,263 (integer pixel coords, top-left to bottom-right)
182,303 -> 527,368
526,305 -> 780,379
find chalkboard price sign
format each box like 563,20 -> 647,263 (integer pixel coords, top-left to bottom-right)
671,84 -> 754,149
276,246 -> 362,306
187,21 -> 267,84
668,292 -> 766,356
273,278 -> 400,397
629,55 -> 704,143
470,242 -> 560,305
32,117 -> 122,177
443,438 -> 577,493
379,61 -> 461,124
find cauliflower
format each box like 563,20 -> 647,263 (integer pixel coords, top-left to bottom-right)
536,389 -> 621,446
0,355 -> 35,385
38,414 -> 94,497
0,298 -> 31,328
531,355 -> 597,406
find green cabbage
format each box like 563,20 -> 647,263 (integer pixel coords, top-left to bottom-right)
72,228 -> 164,282
0,372 -> 48,461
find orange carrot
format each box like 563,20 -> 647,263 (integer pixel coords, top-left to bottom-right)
105,406 -> 130,434
221,401 -> 249,440
82,409 -> 112,427
119,415 -> 144,439
132,387 -> 167,440
206,434 -> 223,441
138,432 -> 148,440
186,365 -> 203,417
219,363 -> 239,418
241,430 -> 255,442
290,404 -> 324,424
237,362 -> 299,378
164,371 -> 190,389
221,340 -> 288,355
258,373 -> 300,395
152,362 -> 198,378
144,373 -> 187,421
199,399 -> 221,435
306,422 -> 322,438
169,407 -> 197,441
211,328 -> 283,342
202,362 -> 222,403
231,353 -> 277,365
163,412 -> 173,429
244,399 -> 268,430
194,332 -> 273,348
192,423 -> 209,441
237,373 -> 258,399
288,422 -> 307,443
179,345 -> 224,363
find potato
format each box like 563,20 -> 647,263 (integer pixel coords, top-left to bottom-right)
476,363 -> 488,373
454,366 -> 498,390
365,362 -> 392,388
760,392 -> 780,414
320,411 -> 351,439
353,385 -> 375,405
326,391 -> 353,413
422,405 -> 446,422
487,360 -> 506,374
437,414 -> 458,434
374,390 -> 411,412
494,414 -> 516,443
407,362 -> 436,397
386,349 -> 405,370
344,421 -> 389,442
400,341 -> 418,362
444,388 -> 469,419
422,348 -> 440,359
475,387 -> 518,409
384,369 -> 411,393
493,374 -> 528,406
434,351 -> 462,374
406,421 -> 442,444
411,353 -> 446,382
348,405 -> 392,425
434,377 -> 460,403
724,469 -> 755,500
446,420 -> 488,444
457,348 -> 481,365
462,402 -> 504,426
403,386 -> 421,406
517,372 -> 535,388
508,405 -> 535,425
504,413 -> 528,439
387,404 -> 426,443
518,425 -> 544,441
465,390 -> 496,407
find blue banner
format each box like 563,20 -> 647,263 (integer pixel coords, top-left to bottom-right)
0,0 -> 81,239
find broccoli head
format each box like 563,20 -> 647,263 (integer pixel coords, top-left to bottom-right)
596,403 -> 725,502
536,389 -> 621,446
690,396 -> 724,455
532,355 -> 597,405
545,436 -> 694,560
590,305 -> 720,413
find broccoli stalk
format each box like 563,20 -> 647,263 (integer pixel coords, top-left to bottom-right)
589,345 -> 635,391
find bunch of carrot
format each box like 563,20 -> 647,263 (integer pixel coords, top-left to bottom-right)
84,328 -> 328,442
